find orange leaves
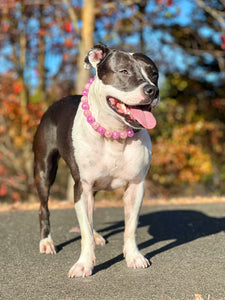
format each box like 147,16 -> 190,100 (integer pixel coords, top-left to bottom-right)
38,28 -> 47,36
157,0 -> 173,6
13,136 -> 25,147
220,36 -> 225,50
12,192 -> 20,202
64,39 -> 73,48
13,82 -> 24,94
151,121 -> 213,186
64,21 -> 72,33
62,52 -> 70,62
0,183 -> 7,197
0,75 -> 46,201
172,121 -> 214,144
0,165 -> 6,175
1,95 -> 44,147
2,21 -> 10,32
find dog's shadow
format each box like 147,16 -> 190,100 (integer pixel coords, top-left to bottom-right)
94,209 -> 225,273
56,209 -> 225,274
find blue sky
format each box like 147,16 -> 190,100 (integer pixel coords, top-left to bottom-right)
0,0 -> 220,89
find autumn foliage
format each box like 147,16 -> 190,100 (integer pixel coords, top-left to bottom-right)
0,0 -> 225,203
0,74 -> 45,202
151,123 -> 213,186
150,72 -> 225,196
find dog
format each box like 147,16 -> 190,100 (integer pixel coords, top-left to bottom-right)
33,44 -> 160,278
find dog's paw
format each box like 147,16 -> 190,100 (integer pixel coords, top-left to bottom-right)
39,236 -> 56,254
68,262 -> 93,278
125,253 -> 150,269
94,231 -> 106,246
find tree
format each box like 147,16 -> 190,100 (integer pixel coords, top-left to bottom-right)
65,0 -> 95,93
149,0 -> 225,195
0,72 -> 44,201
1,0 -> 224,203
63,0 -> 95,201
0,0 -> 96,203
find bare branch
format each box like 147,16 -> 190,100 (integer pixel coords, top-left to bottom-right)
185,48 -> 225,57
195,0 -> 225,29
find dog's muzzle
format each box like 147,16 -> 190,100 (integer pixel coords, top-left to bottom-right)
107,96 -> 157,130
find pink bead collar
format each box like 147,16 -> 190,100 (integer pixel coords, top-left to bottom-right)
81,77 -> 134,139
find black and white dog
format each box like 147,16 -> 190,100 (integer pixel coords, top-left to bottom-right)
33,44 -> 159,278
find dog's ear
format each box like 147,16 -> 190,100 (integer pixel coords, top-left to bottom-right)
84,43 -> 110,70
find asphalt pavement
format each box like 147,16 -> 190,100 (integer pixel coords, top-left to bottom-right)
0,203 -> 225,300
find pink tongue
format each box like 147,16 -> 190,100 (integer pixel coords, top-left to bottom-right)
130,108 -> 156,129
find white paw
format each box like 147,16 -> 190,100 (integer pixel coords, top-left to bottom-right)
68,262 -> 94,278
39,235 -> 56,254
125,253 -> 150,269
94,231 -> 106,246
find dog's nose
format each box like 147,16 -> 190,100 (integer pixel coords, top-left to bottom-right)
143,84 -> 159,99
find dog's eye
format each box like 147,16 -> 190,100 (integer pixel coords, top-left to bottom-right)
119,70 -> 129,75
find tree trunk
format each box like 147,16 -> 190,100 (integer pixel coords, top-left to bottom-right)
137,0 -> 147,52
76,0 -> 95,93
66,0 -> 95,202
38,5 -> 46,102
18,16 -> 29,108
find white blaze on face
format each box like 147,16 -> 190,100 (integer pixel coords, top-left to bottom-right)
140,67 -> 160,108
140,68 -> 156,86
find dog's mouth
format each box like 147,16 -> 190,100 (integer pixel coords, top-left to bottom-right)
107,97 -> 156,129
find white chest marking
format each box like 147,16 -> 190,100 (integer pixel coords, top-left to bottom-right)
71,109 -> 152,191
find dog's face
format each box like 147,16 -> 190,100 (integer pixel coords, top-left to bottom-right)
84,44 -> 160,130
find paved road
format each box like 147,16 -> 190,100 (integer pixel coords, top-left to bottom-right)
0,203 -> 225,300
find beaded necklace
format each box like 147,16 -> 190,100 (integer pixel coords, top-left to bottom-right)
81,77 -> 134,139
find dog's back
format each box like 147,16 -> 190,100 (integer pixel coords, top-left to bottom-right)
34,95 -> 80,149
34,95 -> 81,165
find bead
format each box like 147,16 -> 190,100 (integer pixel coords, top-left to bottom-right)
83,110 -> 92,117
112,131 -> 120,139
89,77 -> 95,84
81,96 -> 88,103
105,130 -> 112,138
81,102 -> 89,110
97,126 -> 106,134
82,89 -> 88,96
127,129 -> 134,137
120,130 -> 128,139
92,122 -> 99,130
87,115 -> 95,124
84,83 -> 91,89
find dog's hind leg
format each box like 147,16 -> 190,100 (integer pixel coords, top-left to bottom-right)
34,126 -> 60,254
35,149 -> 60,254
94,229 -> 106,246
92,192 -> 106,246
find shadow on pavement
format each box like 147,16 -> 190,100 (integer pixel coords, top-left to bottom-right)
94,209 -> 225,274
56,236 -> 81,253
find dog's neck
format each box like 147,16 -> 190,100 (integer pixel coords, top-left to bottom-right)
81,77 -> 135,139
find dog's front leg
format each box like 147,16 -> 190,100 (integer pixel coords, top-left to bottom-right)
68,181 -> 95,278
123,182 -> 150,269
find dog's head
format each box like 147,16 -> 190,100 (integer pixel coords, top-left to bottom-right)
84,44 -> 160,130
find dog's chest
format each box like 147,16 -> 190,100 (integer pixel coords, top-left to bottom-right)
90,148 -> 129,190
73,131 -> 151,191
